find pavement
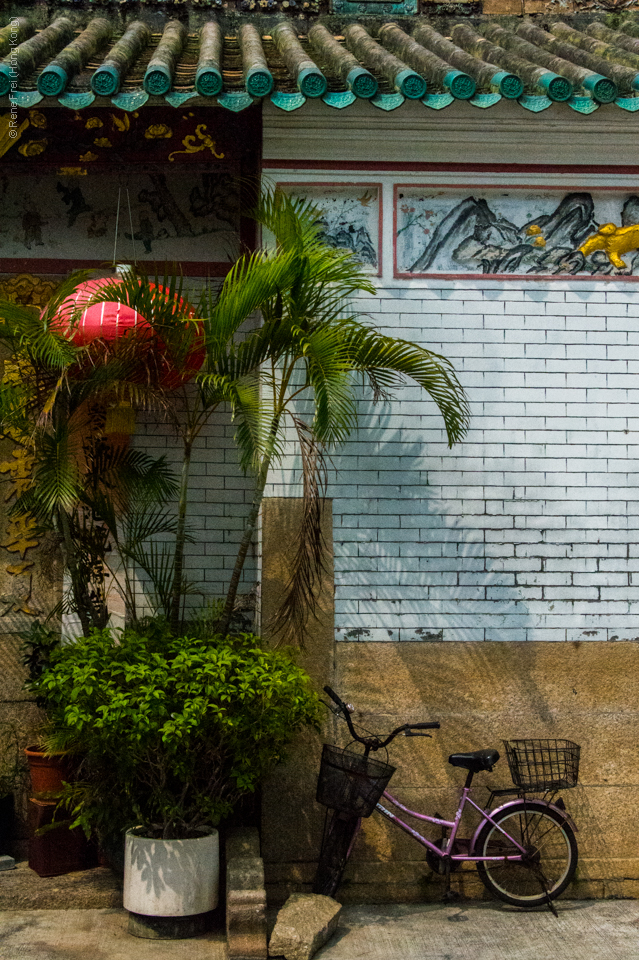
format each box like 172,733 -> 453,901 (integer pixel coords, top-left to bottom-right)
2,900 -> 639,960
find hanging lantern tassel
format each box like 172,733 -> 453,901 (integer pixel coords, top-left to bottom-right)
105,400 -> 136,440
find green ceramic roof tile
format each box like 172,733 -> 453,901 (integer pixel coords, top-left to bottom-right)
615,95 -> 639,111
0,14 -> 636,116
518,94 -> 553,112
165,90 -> 200,107
322,90 -> 356,108
422,92 -> 454,109
270,91 -> 306,110
469,92 -> 501,108
370,92 -> 405,110
58,91 -> 96,109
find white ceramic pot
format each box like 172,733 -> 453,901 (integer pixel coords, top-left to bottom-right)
123,827 -> 219,917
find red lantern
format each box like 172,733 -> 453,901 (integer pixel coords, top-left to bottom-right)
52,278 -> 205,389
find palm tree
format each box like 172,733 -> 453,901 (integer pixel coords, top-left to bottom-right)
205,191 -> 471,640
0,192 -> 470,644
0,276 -> 178,634
85,255 -> 301,633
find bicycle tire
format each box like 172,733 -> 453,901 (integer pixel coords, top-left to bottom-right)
475,800 -> 578,908
312,812 -> 360,897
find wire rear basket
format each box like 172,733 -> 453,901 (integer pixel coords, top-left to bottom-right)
504,739 -> 580,792
316,744 -> 396,818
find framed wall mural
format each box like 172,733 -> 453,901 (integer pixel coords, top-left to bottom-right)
0,169 -> 241,266
394,185 -> 639,280
276,182 -> 382,276
0,106 -> 260,276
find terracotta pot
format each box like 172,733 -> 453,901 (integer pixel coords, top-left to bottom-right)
24,747 -> 70,795
28,798 -> 98,877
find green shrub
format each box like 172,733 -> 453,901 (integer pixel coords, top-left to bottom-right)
33,624 -> 321,841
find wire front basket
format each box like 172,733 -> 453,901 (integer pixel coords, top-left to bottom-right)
316,744 -> 396,818
504,739 -> 580,792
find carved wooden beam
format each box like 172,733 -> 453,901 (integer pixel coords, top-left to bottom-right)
0,112 -> 29,159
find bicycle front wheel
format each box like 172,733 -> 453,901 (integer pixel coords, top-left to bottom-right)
475,800 -> 578,907
312,811 -> 360,898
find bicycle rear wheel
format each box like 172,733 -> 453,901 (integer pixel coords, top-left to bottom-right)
475,800 -> 578,908
312,811 -> 360,898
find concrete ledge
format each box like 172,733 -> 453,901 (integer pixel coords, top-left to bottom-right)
227,828 -> 268,960
0,860 -> 122,910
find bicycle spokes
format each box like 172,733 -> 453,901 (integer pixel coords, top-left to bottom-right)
476,802 -> 578,910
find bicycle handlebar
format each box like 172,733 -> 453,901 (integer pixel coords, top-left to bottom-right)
324,686 -> 347,711
323,686 -> 440,751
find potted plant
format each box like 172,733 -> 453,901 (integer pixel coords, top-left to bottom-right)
20,620 -> 69,795
32,621 -> 320,937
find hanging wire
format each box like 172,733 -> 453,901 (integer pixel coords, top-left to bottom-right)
126,188 -> 137,266
112,186 -> 121,267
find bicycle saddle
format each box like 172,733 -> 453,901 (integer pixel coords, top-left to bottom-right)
448,749 -> 500,773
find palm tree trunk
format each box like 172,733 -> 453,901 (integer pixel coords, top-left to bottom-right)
169,435 -> 193,634
219,418 -> 280,636
58,507 -> 91,636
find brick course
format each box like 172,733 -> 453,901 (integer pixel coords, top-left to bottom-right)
268,281 -> 639,643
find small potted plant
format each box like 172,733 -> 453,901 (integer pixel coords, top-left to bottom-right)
32,621 -> 320,938
20,621 -> 68,794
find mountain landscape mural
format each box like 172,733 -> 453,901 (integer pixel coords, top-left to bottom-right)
396,190 -> 639,277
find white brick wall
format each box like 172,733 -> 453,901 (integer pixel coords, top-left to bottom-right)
263,167 -> 639,643
129,158 -> 639,642
132,397 -> 258,614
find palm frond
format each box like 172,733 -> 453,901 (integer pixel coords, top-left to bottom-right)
341,324 -> 470,446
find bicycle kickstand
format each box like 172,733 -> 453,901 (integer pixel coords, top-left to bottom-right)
533,868 -> 559,918
440,858 -> 459,904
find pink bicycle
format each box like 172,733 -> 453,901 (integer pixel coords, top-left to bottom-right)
313,686 -> 580,915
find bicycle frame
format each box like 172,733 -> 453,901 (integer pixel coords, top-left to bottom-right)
319,686 -> 577,885
376,785 -> 536,864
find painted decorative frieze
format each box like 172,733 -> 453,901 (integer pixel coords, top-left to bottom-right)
0,170 -> 240,265
394,186 -> 639,279
277,182 -> 382,275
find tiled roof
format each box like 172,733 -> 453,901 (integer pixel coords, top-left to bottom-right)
3,15 -> 639,114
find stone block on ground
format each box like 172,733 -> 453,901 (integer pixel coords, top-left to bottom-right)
226,826 -> 261,861
268,893 -> 341,960
227,852 -> 267,960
